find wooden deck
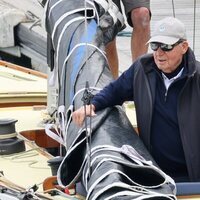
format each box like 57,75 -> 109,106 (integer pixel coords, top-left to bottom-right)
0,61 -> 47,107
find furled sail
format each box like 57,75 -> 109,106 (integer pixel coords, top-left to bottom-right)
45,0 -> 177,199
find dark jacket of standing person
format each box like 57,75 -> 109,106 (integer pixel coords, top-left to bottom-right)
92,48 -> 200,181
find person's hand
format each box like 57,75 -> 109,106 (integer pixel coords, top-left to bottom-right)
72,104 -> 96,127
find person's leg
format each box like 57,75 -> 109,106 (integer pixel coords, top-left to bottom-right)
105,1 -> 151,78
130,7 -> 150,61
104,0 -> 122,79
123,0 -> 151,61
105,38 -> 119,79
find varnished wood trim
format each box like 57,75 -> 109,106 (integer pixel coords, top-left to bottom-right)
0,60 -> 47,79
20,129 -> 60,149
0,102 -> 47,108
177,195 -> 200,199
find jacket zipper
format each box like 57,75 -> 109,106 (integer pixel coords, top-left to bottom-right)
164,90 -> 168,102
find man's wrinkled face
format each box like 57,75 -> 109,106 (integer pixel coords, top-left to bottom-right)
151,40 -> 189,73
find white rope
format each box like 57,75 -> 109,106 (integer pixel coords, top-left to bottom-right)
71,86 -> 102,105
47,0 -> 66,20
0,132 -> 17,140
82,145 -> 176,194
44,86 -> 101,149
52,8 -> 93,41
45,123 -> 65,146
94,0 -> 109,12
60,42 -> 107,88
55,16 -> 85,70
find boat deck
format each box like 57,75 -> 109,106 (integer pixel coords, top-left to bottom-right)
0,61 -> 47,107
0,1 -> 200,199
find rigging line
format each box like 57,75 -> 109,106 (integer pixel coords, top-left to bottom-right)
84,0 -> 92,179
193,0 -> 196,52
171,0 -> 175,17
108,0 -> 113,7
1,148 -> 39,159
84,0 -> 89,63
82,82 -> 92,179
88,103 -> 93,178
64,87 -> 102,141
84,103 -> 91,179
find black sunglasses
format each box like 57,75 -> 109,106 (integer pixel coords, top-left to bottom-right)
150,40 -> 183,52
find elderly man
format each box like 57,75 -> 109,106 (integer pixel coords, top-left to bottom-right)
72,17 -> 200,182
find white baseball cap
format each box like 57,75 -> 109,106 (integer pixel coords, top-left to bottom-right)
147,17 -> 187,44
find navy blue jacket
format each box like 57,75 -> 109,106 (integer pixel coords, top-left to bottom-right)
92,48 -> 200,181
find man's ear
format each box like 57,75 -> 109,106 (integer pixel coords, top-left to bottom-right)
181,41 -> 189,54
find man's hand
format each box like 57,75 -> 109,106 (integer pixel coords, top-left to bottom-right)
72,104 -> 96,127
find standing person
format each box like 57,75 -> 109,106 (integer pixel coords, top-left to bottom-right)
72,17 -> 200,182
106,0 -> 151,79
